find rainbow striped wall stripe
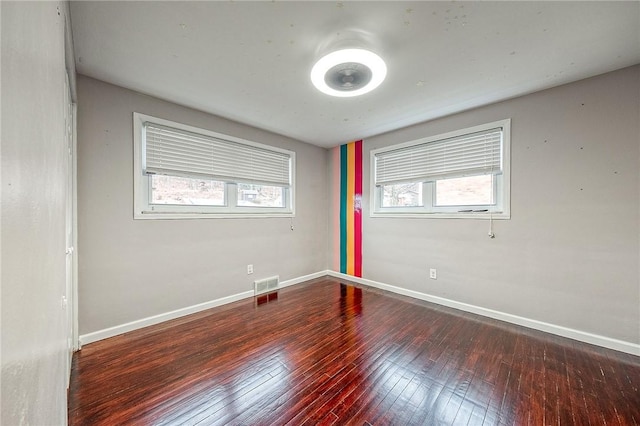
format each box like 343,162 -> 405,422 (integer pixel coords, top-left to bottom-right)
332,140 -> 363,277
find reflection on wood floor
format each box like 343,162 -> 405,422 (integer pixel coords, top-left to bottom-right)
68,277 -> 640,425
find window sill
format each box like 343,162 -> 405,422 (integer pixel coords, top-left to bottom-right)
370,211 -> 510,220
134,211 -> 295,220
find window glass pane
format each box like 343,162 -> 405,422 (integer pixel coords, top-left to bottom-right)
382,182 -> 423,207
150,175 -> 225,206
435,174 -> 494,206
237,184 -> 285,207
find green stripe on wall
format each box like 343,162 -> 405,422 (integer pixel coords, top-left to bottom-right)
340,144 -> 347,274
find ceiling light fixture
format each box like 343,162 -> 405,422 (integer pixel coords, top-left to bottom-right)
310,48 -> 387,97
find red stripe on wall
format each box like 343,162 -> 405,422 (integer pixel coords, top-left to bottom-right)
354,140 -> 363,277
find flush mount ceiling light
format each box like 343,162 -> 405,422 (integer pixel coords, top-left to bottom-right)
310,48 -> 387,97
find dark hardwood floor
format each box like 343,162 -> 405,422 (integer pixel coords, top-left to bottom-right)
68,277 -> 640,425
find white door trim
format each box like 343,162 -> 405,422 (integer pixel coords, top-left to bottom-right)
72,102 -> 78,351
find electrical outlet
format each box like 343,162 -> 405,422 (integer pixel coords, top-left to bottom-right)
429,268 -> 437,280
247,264 -> 254,275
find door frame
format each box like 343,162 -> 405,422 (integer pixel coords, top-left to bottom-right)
62,2 -> 79,388
72,101 -> 78,352
64,71 -> 77,390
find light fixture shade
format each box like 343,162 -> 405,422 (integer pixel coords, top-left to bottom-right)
311,48 -> 387,97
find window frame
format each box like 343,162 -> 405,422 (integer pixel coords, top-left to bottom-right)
133,113 -> 295,219
371,119 -> 511,219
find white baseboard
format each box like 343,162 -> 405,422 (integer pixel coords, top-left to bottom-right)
79,270 -> 639,356
327,270 -> 640,356
79,270 -> 327,346
279,270 -> 327,288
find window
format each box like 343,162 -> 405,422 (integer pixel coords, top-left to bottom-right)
372,119 -> 510,218
382,182 -> 423,207
133,113 -> 295,218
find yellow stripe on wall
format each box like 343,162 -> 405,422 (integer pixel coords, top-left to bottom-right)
347,142 -> 355,276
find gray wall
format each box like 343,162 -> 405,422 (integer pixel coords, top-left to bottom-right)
1,2 -> 71,424
77,76 -> 328,335
330,66 -> 640,345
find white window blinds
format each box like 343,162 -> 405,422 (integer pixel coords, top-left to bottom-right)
143,123 -> 291,186
375,128 -> 503,186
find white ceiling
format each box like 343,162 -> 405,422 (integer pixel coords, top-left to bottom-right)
70,1 -> 640,148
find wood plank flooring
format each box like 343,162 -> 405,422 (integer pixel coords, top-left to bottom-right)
68,277 -> 640,425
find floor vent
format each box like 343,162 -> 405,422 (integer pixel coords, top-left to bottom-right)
254,276 -> 279,296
